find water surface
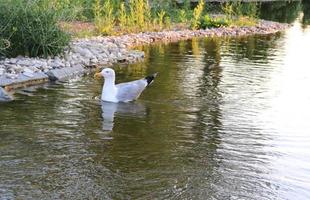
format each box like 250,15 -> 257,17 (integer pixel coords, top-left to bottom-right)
1,8 -> 310,200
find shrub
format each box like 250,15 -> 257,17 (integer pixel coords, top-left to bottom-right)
178,9 -> 188,23
221,2 -> 234,19
221,1 -> 259,19
0,0 -> 71,58
219,1 -> 258,28
200,15 -> 230,29
231,16 -> 257,27
117,0 -> 153,33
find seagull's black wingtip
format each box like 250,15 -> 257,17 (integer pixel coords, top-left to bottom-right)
145,72 -> 158,86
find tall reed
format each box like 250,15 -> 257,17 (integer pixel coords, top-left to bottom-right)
94,0 -> 115,35
191,0 -> 205,30
119,2 -> 127,31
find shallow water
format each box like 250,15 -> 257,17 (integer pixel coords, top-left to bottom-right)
1,12 -> 310,200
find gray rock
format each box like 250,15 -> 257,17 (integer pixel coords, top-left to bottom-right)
8,58 -> 17,64
90,58 -> 98,65
65,61 -> 71,67
17,59 -> 31,66
0,75 -> 13,86
0,87 -> 13,102
23,68 -> 34,73
46,65 -> 86,81
75,47 -> 93,58
47,59 -> 53,65
6,72 -> 48,85
0,68 -> 5,76
51,59 -> 64,68
6,73 -> 18,79
23,72 -> 34,78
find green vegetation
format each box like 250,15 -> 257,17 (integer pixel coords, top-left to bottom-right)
199,1 -> 259,29
89,0 -> 259,34
222,1 -> 259,18
0,0 -> 71,58
0,0 -> 265,58
94,0 -> 115,35
201,15 -> 230,29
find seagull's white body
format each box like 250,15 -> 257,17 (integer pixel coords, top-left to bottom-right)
95,68 -> 157,103
101,75 -> 119,102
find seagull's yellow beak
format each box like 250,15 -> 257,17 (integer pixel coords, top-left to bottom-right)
94,72 -> 102,79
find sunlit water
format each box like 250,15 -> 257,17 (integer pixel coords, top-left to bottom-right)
1,14 -> 310,200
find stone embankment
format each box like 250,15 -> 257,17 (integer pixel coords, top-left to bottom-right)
0,20 -> 288,101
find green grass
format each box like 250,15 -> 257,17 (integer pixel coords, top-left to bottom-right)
0,0 -> 71,58
201,15 -> 230,29
231,16 -> 257,27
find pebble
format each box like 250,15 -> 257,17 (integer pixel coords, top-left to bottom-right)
23,71 -> 34,77
0,68 -> 5,76
23,68 -> 35,74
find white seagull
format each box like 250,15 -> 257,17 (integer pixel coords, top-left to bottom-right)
94,68 -> 157,103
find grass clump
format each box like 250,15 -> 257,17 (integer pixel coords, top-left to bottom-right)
198,1 -> 258,29
220,1 -> 258,27
93,0 -> 115,35
231,16 -> 257,27
201,15 -> 230,29
0,0 -> 71,58
128,0 -> 153,32
177,9 -> 188,24
93,0 -> 155,35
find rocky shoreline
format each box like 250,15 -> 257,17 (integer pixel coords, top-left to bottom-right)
0,20 -> 288,101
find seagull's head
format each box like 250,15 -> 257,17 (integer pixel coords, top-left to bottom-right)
94,68 -> 115,79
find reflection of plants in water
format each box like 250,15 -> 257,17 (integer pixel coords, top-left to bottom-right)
259,1 -> 302,23
226,34 -> 282,64
114,62 -> 147,81
191,38 -> 201,57
190,38 -> 223,149
302,0 -> 310,25
203,37 -> 221,68
178,40 -> 187,55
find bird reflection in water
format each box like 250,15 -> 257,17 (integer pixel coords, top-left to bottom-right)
101,101 -> 147,131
